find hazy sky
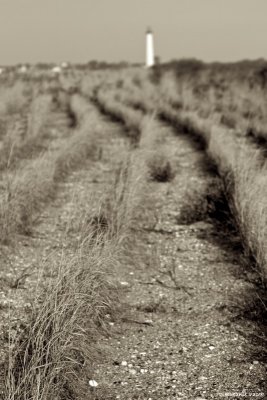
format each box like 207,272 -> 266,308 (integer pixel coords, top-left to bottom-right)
0,0 -> 266,65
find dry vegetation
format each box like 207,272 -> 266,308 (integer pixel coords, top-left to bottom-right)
91,63 -> 267,280
0,61 -> 266,399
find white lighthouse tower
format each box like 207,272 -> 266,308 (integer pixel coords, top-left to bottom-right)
146,27 -> 155,68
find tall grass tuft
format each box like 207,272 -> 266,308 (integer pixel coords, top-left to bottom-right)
6,237 -> 118,400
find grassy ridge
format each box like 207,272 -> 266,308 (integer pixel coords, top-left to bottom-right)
209,127 -> 267,277
162,95 -> 267,280
94,89 -> 143,144
0,95 -> 100,242
0,94 -> 54,172
157,91 -> 267,279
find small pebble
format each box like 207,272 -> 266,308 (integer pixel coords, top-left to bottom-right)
199,376 -> 208,381
140,369 -> 147,373
88,380 -> 98,387
144,319 -> 153,325
129,369 -> 137,374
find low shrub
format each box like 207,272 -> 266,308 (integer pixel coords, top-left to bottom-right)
147,152 -> 174,182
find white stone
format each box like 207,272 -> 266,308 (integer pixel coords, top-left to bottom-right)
129,369 -> 137,374
88,380 -> 98,387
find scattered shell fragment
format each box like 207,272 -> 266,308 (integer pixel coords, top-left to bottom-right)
88,380 -> 98,387
129,369 -> 137,374
120,281 -> 129,286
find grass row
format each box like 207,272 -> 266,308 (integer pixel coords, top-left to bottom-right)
157,93 -> 267,280
151,94 -> 267,280
0,81 -> 82,174
0,95 -> 100,243
0,94 -> 54,172
93,88 -> 144,144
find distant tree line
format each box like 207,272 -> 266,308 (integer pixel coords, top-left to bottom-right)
150,57 -> 267,88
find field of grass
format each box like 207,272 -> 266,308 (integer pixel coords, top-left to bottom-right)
0,62 -> 266,399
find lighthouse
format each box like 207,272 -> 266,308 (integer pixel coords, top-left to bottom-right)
146,27 -> 155,68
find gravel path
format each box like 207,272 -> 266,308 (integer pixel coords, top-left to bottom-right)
90,123 -> 266,400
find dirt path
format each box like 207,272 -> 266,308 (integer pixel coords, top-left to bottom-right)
90,123 -> 266,400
